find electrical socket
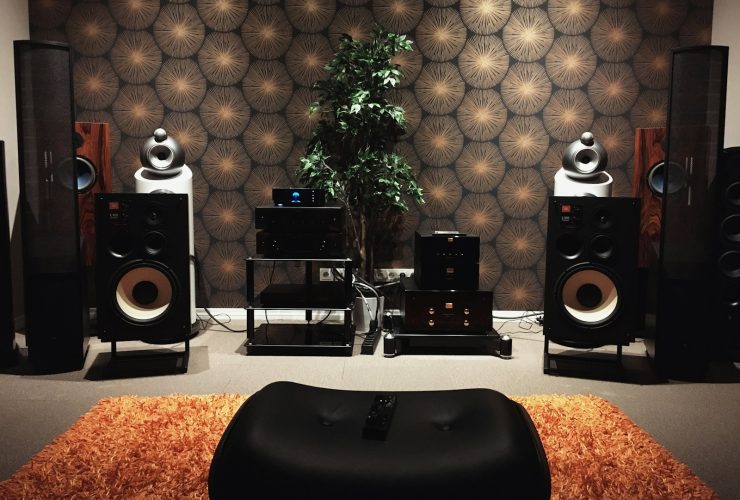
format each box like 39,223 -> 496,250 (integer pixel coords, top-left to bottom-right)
374,268 -> 413,283
319,267 -> 346,282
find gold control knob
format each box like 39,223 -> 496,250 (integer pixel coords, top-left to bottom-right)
428,320 -> 435,327
464,320 -> 470,327
464,308 -> 470,315
428,308 -> 435,315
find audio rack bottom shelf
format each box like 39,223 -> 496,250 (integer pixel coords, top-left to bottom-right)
246,323 -> 354,356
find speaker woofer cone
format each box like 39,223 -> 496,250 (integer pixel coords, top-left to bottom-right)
558,266 -> 620,327
113,262 -> 177,324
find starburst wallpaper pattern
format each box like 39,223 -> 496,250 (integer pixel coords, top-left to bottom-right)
28,0 -> 713,311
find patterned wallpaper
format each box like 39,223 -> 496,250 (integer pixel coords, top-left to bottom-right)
28,0 -> 713,310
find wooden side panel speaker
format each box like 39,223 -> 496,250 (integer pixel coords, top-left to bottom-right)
74,121 -> 111,267
632,127 -> 666,269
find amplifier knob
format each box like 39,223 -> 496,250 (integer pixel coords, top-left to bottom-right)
428,320 -> 435,327
464,308 -> 470,315
428,308 -> 435,315
463,320 -> 470,327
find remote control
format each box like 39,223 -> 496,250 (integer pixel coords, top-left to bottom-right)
362,394 -> 397,440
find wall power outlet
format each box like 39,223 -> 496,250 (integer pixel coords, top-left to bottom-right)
319,267 -> 346,281
373,268 -> 413,283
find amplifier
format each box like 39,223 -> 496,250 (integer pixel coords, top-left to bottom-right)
256,230 -> 345,258
260,283 -> 348,308
272,187 -> 325,207
414,231 -> 480,290
400,277 -> 492,333
255,206 -> 344,233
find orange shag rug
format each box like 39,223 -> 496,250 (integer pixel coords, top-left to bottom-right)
0,393 -> 716,499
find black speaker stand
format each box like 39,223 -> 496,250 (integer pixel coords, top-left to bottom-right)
543,336 -> 625,379
108,335 -> 190,374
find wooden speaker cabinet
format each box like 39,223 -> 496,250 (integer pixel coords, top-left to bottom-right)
74,122 -> 111,268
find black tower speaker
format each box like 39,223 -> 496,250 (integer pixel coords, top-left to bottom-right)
1,141 -> 18,365
14,40 -> 89,372
95,193 -> 191,344
712,147 -> 740,359
646,46 -> 729,376
544,196 -> 641,348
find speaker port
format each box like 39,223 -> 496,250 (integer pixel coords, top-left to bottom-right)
556,233 -> 582,259
109,231 -> 133,258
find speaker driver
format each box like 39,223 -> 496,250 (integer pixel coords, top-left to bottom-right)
722,214 -> 740,243
558,266 -> 620,327
718,251 -> 740,279
53,155 -> 98,193
647,160 -> 687,196
114,262 -> 177,323
726,181 -> 740,207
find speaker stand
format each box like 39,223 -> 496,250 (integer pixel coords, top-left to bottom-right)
543,337 -> 625,379
108,336 -> 190,375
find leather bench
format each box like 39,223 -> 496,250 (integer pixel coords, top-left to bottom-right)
209,381 -> 550,499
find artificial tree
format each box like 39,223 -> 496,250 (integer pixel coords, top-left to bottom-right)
297,25 -> 424,281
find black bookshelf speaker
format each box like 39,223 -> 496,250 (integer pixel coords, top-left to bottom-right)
14,40 -> 89,373
95,193 -> 191,344
0,141 -> 18,366
713,147 -> 740,358
543,196 -> 641,348
646,46 -> 729,376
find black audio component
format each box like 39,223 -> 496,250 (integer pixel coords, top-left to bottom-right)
0,142 -> 18,366
544,196 -> 641,349
413,231 -> 480,290
15,40 -> 89,373
96,193 -> 191,346
272,187 -> 326,207
400,277 -> 492,333
646,45 -> 729,377
256,230 -> 345,258
255,206 -> 344,233
259,282 -> 349,308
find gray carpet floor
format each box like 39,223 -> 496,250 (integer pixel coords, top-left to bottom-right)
1,311 -> 739,499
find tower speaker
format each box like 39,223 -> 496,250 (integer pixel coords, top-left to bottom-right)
14,40 -> 89,373
646,45 -> 729,377
543,196 -> 641,348
0,141 -> 18,365
95,193 -> 191,344
712,147 -> 740,358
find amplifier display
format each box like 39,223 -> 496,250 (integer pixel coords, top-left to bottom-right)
256,231 -> 345,258
400,277 -> 492,333
272,187 -> 325,207
255,206 -> 344,233
414,231 -> 480,290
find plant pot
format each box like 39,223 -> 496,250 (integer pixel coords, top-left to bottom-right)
354,295 -> 384,334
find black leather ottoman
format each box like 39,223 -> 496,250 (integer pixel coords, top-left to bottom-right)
209,381 -> 550,499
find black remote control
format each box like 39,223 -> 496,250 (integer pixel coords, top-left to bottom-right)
362,394 -> 397,440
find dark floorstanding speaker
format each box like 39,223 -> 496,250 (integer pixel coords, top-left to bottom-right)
1,141 -> 18,366
646,45 -> 729,377
14,40 -> 89,373
713,147 -> 740,360
544,196 -> 641,349
95,193 -> 191,345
